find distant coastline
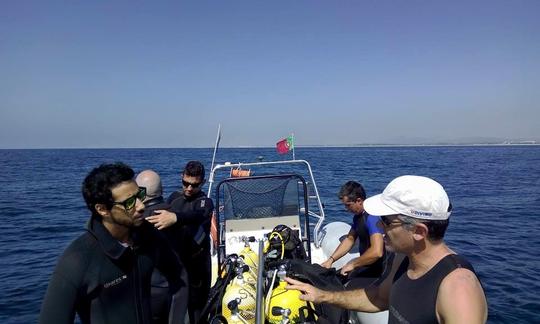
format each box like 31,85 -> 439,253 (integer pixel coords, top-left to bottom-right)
296,141 -> 540,148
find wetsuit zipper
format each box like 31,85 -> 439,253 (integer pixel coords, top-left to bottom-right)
133,247 -> 143,324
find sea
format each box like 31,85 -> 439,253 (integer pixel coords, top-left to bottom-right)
1,146 -> 539,323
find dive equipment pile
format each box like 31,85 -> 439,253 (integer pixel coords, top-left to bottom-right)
203,226 -> 318,324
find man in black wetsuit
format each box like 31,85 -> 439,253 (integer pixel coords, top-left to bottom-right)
286,175 -> 488,324
39,163 -> 188,324
136,169 -> 170,216
136,169 -> 188,324
146,161 -> 214,324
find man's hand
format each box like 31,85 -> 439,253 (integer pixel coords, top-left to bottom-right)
284,277 -> 328,303
146,210 -> 177,230
320,258 -> 333,269
340,261 -> 355,276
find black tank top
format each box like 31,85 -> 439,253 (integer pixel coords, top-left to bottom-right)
389,254 -> 477,324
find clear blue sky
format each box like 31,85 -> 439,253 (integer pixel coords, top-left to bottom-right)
1,1 -> 539,148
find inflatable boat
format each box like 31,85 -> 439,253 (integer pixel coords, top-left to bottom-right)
202,159 -> 388,324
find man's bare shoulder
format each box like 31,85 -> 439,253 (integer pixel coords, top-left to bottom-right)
437,267 -> 487,324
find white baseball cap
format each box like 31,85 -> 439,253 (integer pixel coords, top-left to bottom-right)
363,175 -> 451,220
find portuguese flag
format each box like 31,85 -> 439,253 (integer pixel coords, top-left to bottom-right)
276,135 -> 294,154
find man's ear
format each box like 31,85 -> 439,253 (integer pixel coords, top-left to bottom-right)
95,203 -> 111,218
412,223 -> 429,241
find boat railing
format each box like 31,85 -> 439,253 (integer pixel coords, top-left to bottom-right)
207,159 -> 326,248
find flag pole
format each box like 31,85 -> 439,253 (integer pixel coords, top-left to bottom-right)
210,124 -> 221,173
209,124 -> 221,257
291,133 -> 295,160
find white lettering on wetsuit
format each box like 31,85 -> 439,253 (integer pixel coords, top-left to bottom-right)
103,275 -> 127,288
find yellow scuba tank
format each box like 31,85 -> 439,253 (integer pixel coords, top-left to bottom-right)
266,264 -> 316,324
239,243 -> 259,271
267,280 -> 309,323
238,242 -> 259,285
221,273 -> 257,323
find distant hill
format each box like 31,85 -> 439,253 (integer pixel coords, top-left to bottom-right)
347,136 -> 539,146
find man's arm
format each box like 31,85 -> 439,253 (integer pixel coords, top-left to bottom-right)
172,197 -> 214,225
284,277 -> 384,313
436,268 -> 488,324
340,233 -> 384,275
146,210 -> 177,230
39,264 -> 78,323
320,229 -> 357,268
287,253 -> 405,312
147,197 -> 214,230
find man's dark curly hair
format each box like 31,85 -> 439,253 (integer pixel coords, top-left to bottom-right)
82,162 -> 134,215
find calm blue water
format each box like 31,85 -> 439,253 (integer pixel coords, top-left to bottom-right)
1,147 -> 539,323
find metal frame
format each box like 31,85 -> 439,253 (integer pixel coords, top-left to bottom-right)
207,159 -> 326,248
214,173 -> 311,264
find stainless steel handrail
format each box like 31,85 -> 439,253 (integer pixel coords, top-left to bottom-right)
207,159 -> 326,248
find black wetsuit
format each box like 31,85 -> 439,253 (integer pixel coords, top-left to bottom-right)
345,212 -> 386,289
142,197 -> 183,324
166,190 -> 214,324
389,254 -> 478,324
143,196 -> 169,216
39,216 -> 188,324
352,212 -> 385,276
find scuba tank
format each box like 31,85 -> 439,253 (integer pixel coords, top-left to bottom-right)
239,236 -> 259,269
221,241 -> 259,324
221,272 -> 257,323
266,265 -> 316,324
238,236 -> 259,285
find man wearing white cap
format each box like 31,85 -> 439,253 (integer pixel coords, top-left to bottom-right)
286,175 -> 487,324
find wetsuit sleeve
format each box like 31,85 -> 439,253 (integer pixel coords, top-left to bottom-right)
168,289 -> 188,324
174,197 -> 214,225
366,215 -> 384,235
39,261 -> 78,323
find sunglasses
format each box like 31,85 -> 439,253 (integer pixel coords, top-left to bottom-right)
182,180 -> 202,188
380,215 -> 405,227
112,187 -> 146,210
381,215 -> 419,228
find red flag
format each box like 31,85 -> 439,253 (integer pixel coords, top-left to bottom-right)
276,136 -> 293,154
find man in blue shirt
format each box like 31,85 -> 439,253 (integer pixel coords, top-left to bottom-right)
321,181 -> 385,288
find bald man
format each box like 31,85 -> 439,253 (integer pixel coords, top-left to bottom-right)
138,165 -> 214,324
136,170 -> 188,324
135,169 -> 185,254
136,170 -> 170,218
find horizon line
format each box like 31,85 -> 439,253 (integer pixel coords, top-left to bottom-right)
1,143 -> 539,150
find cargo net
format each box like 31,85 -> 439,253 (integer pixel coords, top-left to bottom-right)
219,176 -> 302,220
